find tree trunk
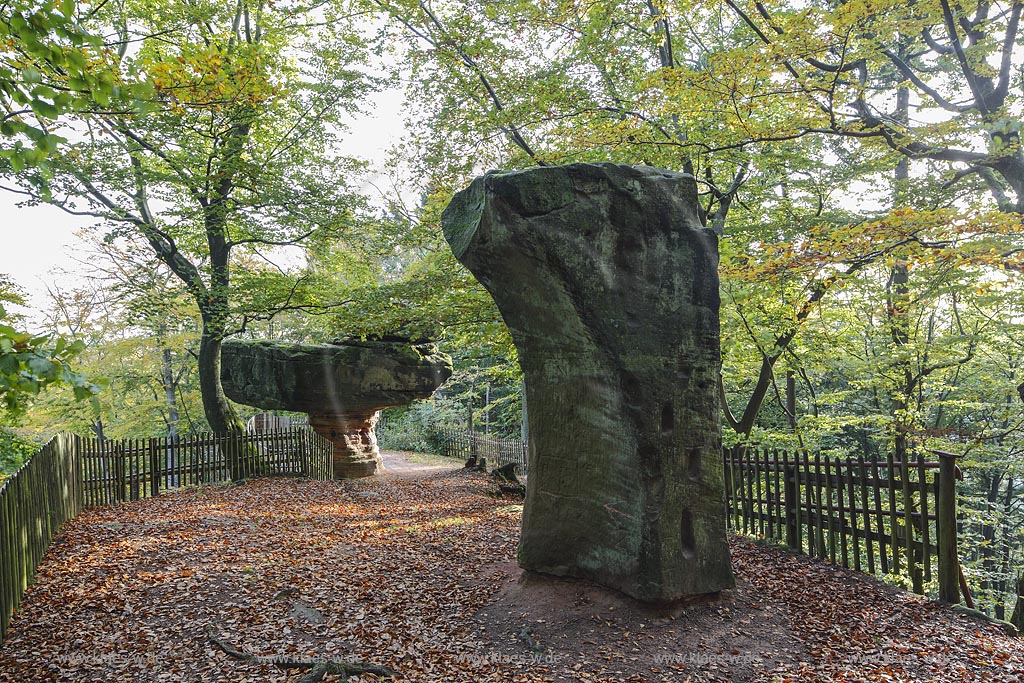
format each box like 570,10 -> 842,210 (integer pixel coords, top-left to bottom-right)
786,370 -> 797,430
198,327 -> 246,481
160,341 -> 182,487
890,80 -> 924,594
160,345 -> 180,440
198,330 -> 240,433
1011,574 -> 1024,632
979,471 -> 1003,612
996,476 -> 1016,620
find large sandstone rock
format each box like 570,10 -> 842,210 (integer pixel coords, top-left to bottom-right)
442,163 -> 734,602
221,339 -> 452,478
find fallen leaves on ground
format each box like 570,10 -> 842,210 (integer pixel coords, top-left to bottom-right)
0,460 -> 1020,682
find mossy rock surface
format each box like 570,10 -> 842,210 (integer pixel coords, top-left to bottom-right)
221,339 -> 453,414
443,163 -> 733,602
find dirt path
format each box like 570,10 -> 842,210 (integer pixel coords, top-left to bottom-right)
379,450 -> 462,477
0,467 -> 1021,683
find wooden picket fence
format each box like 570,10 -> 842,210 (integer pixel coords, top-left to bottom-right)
433,428 -> 528,475
80,428 -> 333,506
0,427 -> 332,644
724,444 -> 961,603
2,428 -> 971,646
0,433 -> 81,645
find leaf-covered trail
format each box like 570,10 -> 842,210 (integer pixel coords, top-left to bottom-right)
0,461 -> 1021,682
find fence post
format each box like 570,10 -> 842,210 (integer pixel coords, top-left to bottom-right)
115,440 -> 126,504
937,452 -> 960,604
148,438 -> 160,498
784,464 -> 799,550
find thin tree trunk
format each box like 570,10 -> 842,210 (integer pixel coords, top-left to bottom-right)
160,340 -> 182,487
980,471 -> 1003,612
786,370 -> 797,430
995,476 -> 1015,619
160,345 -> 180,440
890,81 -> 923,594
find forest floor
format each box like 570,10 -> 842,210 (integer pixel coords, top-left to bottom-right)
1,453 -> 1022,683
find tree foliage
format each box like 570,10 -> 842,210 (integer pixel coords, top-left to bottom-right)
0,274 -> 98,419
2,0 -> 376,442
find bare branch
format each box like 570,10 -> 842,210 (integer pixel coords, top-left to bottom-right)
227,227 -> 318,249
883,49 -> 971,113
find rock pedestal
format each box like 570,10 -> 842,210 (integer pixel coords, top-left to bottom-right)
307,412 -> 381,479
442,163 -> 734,602
221,339 -> 452,479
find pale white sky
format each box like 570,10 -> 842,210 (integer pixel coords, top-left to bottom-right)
0,87 -> 408,326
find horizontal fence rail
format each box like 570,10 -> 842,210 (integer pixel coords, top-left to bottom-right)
0,427 -> 332,644
724,444 -> 961,602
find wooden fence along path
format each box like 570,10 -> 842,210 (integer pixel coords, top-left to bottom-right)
0,428 -> 332,643
433,428 -> 528,475
81,429 -> 333,506
723,444 -> 961,604
0,433 -> 81,645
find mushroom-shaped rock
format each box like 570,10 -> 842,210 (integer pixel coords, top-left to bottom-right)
442,162 -> 734,602
221,339 -> 453,478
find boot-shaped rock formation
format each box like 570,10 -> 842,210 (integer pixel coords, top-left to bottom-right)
442,163 -> 734,602
221,339 -> 452,479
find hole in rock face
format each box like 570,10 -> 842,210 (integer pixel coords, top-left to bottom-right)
622,374 -> 643,409
681,509 -> 696,560
661,402 -> 674,437
687,447 -> 701,479
614,233 -> 642,273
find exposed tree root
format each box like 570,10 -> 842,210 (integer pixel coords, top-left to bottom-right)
207,626 -> 399,682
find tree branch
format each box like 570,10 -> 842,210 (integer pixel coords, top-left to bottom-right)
380,0 -> 545,165
882,49 -> 971,113
990,1 -> 1023,106
939,0 -> 992,115
227,227 -> 318,249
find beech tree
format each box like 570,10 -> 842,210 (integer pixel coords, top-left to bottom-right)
714,0 -> 1024,211
23,240 -> 205,441
1,0 -> 374,445
1,2 -> 110,420
358,0 -> 910,437
1,0 -> 109,167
